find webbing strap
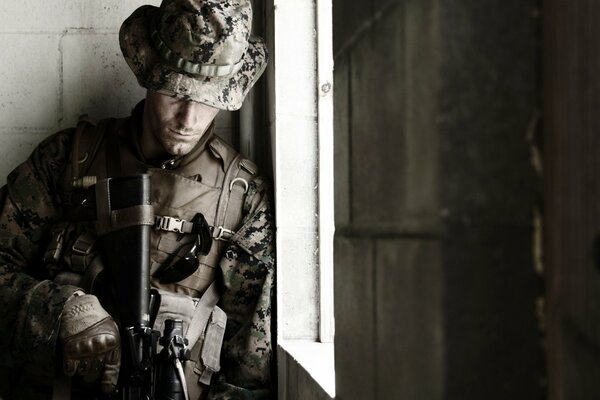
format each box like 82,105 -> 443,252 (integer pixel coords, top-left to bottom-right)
71,115 -> 96,181
95,178 -> 154,235
95,179 -> 111,226
199,306 -> 226,385
70,231 -> 96,273
111,205 -> 155,227
213,155 -> 256,242
71,115 -> 107,184
155,215 -> 196,234
96,204 -> 155,236
185,281 -> 220,348
183,282 -> 224,393
151,30 -> 244,78
221,162 -> 254,241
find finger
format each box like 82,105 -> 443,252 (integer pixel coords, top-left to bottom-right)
63,359 -> 78,377
78,358 -> 91,375
107,344 -> 121,364
91,357 -> 104,373
100,350 -> 121,394
91,333 -> 118,354
81,363 -> 102,384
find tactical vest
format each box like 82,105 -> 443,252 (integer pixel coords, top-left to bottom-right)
49,115 -> 257,398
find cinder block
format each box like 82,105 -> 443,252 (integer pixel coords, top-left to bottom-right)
273,1 -> 317,118
0,34 -> 61,130
0,131 -> 51,184
274,115 -> 318,229
0,0 -> 158,32
376,239 -> 443,400
334,236 -> 375,400
61,32 -> 145,129
277,228 -> 319,340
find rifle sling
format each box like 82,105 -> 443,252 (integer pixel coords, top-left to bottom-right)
186,281 -> 220,348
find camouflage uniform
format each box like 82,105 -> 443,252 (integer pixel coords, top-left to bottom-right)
0,103 -> 274,399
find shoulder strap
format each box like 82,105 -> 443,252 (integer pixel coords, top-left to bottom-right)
61,116 -> 109,220
71,115 -> 109,186
185,281 -> 220,347
212,151 -> 257,241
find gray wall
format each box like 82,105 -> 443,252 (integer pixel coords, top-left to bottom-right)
0,1 -> 144,182
333,1 -> 544,399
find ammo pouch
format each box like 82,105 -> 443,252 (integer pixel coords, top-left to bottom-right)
154,283 -> 227,399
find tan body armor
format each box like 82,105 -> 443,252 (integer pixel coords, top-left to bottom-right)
50,115 -> 257,398
60,116 -> 256,294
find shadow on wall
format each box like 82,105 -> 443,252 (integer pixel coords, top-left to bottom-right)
0,0 -> 159,184
0,32 -> 145,185
59,32 -> 146,130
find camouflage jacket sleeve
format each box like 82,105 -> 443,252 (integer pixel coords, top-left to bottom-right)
0,130 -> 80,382
208,175 -> 275,400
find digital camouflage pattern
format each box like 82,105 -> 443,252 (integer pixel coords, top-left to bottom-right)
215,176 -> 274,396
0,129 -> 81,399
159,0 -> 249,66
120,0 -> 268,111
0,109 -> 274,399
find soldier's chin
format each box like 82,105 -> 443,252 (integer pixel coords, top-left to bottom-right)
161,140 -> 195,157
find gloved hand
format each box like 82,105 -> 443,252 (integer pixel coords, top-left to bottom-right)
60,293 -> 120,394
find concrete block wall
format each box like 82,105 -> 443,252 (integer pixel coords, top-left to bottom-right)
266,0 -> 321,344
333,0 -> 543,399
0,1 -> 146,182
0,0 -> 237,184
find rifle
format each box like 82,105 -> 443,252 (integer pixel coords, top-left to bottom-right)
95,174 -> 190,400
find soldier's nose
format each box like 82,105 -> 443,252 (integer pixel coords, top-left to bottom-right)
176,103 -> 197,131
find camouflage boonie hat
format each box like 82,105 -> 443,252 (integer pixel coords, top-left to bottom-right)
119,0 -> 268,111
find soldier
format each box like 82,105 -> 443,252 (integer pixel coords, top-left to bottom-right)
0,0 -> 273,399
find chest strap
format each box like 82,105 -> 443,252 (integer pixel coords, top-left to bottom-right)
155,215 -> 204,235
154,215 -> 234,241
154,154 -> 256,242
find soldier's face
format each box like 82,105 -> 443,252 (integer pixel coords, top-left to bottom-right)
143,90 -> 219,158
